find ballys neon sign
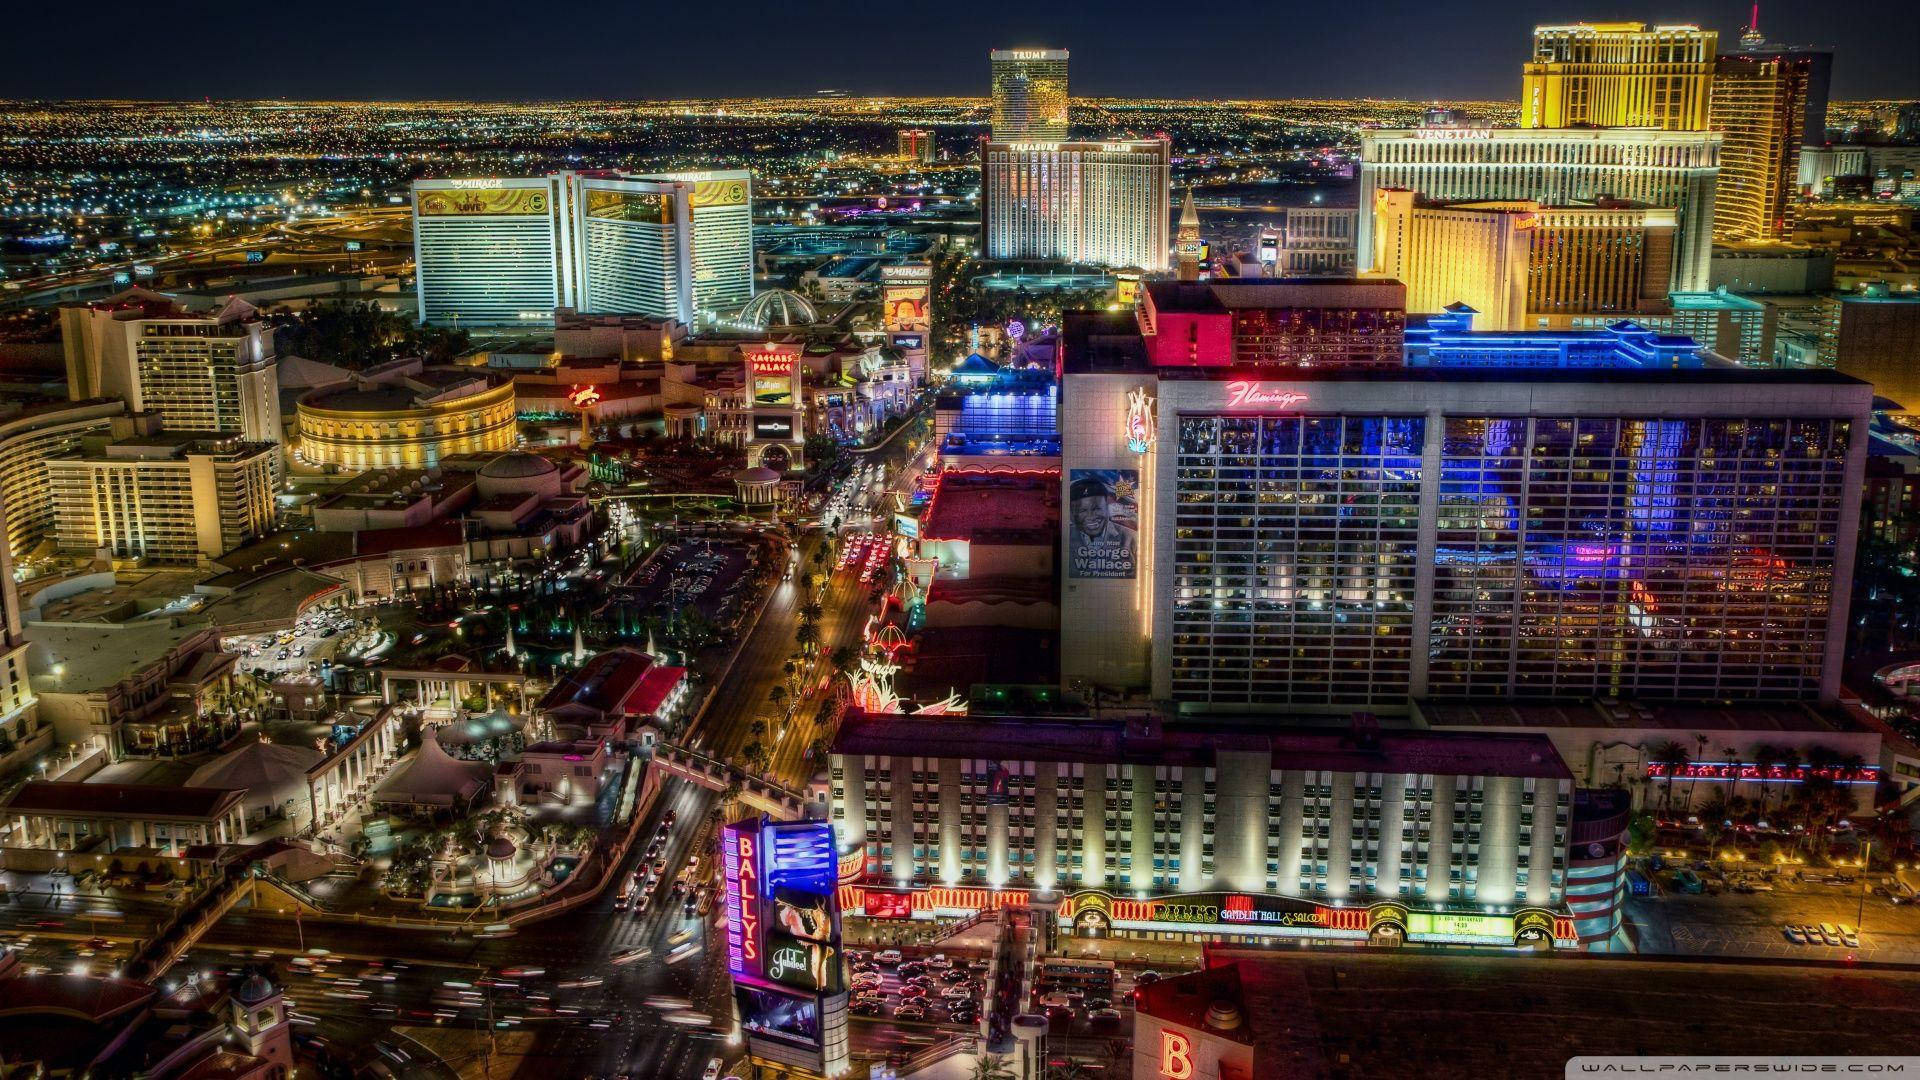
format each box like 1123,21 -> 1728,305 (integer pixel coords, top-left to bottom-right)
1225,382 -> 1309,409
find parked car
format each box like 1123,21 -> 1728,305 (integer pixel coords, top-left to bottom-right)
1838,923 -> 1862,948
874,950 -> 903,965
1783,924 -> 1807,944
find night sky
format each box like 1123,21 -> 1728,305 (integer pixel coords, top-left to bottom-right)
8,0 -> 1916,102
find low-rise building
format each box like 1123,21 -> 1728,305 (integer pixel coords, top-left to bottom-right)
830,712 -> 1620,949
25,620 -> 239,757
0,780 -> 247,853
295,359 -> 517,470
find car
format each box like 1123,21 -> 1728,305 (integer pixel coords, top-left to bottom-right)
925,954 -> 952,970
1818,922 -> 1843,944
703,1058 -> 723,1080
1783,924 -> 1807,943
1089,1007 -> 1124,1030
373,1041 -> 411,1066
894,1003 -> 929,1022
851,961 -> 878,975
610,947 -> 652,966
1084,996 -> 1111,1011
906,975 -> 936,989
939,968 -> 971,983
850,998 -> 883,1016
1838,923 -> 1862,948
652,860 -> 668,876
850,973 -> 884,990
897,961 -> 927,977
873,950 -> 902,966
1804,924 -> 1834,945
897,984 -> 927,999
941,985 -> 974,1000
663,811 -> 677,828
1134,970 -> 1161,986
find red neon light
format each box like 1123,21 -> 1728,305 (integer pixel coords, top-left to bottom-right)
1161,1031 -> 1194,1080
1225,382 -> 1308,409
738,833 -> 760,969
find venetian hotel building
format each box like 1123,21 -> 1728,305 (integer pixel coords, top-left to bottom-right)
1060,279 -> 1870,710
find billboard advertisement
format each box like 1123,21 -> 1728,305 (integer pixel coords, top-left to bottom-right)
1067,469 -> 1138,579
889,332 -> 925,352
416,187 -> 549,216
748,344 -> 800,407
585,188 -> 672,223
688,177 -> 750,209
735,983 -> 821,1048
882,286 -> 930,333
863,889 -> 913,919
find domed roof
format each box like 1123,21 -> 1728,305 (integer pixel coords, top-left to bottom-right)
735,466 -> 781,485
486,835 -> 518,860
235,973 -> 277,1006
480,452 -> 558,480
738,289 -> 819,329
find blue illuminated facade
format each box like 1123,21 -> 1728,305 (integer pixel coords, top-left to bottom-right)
1405,307 -> 1709,369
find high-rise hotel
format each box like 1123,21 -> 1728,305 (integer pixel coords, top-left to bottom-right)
412,170 -> 754,327
1059,278 -> 1868,710
1521,22 -> 1718,131
980,47 -> 1170,271
988,49 -> 1069,141
1709,14 -> 1831,243
1355,126 -> 1720,295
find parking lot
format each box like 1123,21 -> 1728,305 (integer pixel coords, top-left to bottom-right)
611,538 -> 754,624
1628,870 -> 1920,963
223,606 -> 367,678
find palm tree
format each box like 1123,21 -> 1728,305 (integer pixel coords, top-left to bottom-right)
968,1059 -> 1015,1080
767,687 -> 788,714
800,599 -> 824,626
749,719 -> 769,740
1752,743 -> 1781,819
795,621 -> 821,653
1652,741 -> 1690,813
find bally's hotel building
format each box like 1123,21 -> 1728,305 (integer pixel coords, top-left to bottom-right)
1060,279 -> 1869,713
412,170 -> 754,327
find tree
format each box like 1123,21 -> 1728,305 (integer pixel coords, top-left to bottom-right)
1627,812 -> 1658,856
1651,741 -> 1690,813
766,687 -> 787,714
799,599 -> 823,626
967,1058 -> 1016,1080
794,621 -> 821,652
749,719 -> 769,740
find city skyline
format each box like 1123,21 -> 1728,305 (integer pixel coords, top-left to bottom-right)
7,2 -> 1920,102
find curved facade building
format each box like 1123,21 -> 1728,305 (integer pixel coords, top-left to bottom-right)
297,370 -> 516,470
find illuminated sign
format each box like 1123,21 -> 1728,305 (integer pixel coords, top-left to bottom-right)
748,344 -> 801,407
1160,1031 -> 1194,1080
585,188 -> 672,223
879,263 -> 932,284
449,178 -> 501,189
765,821 -> 838,896
1413,127 -> 1492,141
883,286 -> 930,333
688,177 -> 749,209
889,333 -> 925,351
1644,761 -> 1879,785
1225,382 -> 1308,410
567,384 -> 602,409
1125,387 -> 1156,454
723,824 -> 762,977
417,187 -> 549,216
754,414 -> 796,441
1407,912 -> 1511,938
863,889 -> 913,919
343,240 -> 363,252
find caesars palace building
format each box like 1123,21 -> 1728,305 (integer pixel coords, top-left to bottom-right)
829,279 -> 1876,953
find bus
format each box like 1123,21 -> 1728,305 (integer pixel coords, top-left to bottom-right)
1036,959 -> 1114,999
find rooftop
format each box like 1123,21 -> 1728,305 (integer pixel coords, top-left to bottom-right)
540,648 -> 657,717
833,713 -> 1573,779
25,619 -> 218,695
921,471 -> 1058,544
1416,698 -> 1870,735
1146,278 -> 1408,314
1,780 -> 245,821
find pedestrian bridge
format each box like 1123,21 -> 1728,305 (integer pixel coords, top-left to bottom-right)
647,743 -> 814,818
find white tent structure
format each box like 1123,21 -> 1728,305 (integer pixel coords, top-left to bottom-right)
374,736 -> 490,813
187,739 -> 324,832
